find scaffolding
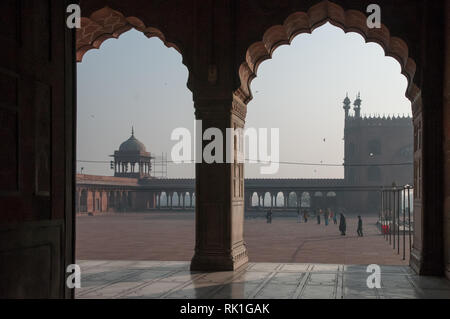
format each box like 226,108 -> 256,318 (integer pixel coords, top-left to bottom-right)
151,153 -> 168,178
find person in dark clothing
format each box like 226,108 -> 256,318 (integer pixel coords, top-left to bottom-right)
317,209 -> 321,224
297,207 -> 302,223
266,209 -> 272,224
339,213 -> 346,235
303,209 -> 308,223
357,215 -> 363,237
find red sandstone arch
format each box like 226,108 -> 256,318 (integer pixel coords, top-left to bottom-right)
235,1 -> 420,105
76,7 -> 183,63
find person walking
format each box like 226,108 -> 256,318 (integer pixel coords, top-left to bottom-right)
357,215 -> 363,237
297,207 -> 302,223
339,213 -> 346,235
324,209 -> 329,226
303,209 -> 308,223
317,209 -> 321,224
332,210 -> 337,224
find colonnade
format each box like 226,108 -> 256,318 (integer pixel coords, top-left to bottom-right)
75,188 -> 132,213
245,190 -> 338,211
155,191 -> 195,210
114,161 -> 151,175
75,187 -> 196,213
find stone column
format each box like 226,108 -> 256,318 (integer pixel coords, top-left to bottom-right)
191,97 -> 248,271
296,192 -> 301,208
444,0 -> 450,280
409,2 -> 446,275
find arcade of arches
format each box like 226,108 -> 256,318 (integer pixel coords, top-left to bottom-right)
0,0 -> 449,298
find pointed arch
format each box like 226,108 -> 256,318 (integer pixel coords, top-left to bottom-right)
235,0 -> 419,105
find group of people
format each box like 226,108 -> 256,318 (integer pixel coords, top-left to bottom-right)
265,208 -> 364,237
310,208 -> 338,226
295,208 -> 364,237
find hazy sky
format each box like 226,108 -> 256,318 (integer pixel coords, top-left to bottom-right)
77,23 -> 411,179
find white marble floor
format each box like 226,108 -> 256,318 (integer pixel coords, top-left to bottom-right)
75,260 -> 450,299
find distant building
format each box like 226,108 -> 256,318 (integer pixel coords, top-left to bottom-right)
76,95 -> 413,215
342,93 -> 413,213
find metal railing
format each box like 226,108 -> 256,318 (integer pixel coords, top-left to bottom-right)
379,185 -> 413,260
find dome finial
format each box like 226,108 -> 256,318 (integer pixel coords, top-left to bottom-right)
131,126 -> 134,136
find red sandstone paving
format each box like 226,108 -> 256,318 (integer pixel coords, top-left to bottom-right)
76,212 -> 409,265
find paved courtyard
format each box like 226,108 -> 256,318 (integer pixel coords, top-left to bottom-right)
75,260 -> 450,299
76,212 -> 409,265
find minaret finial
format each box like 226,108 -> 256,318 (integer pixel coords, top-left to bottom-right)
343,93 -> 351,118
131,126 -> 134,136
353,92 -> 362,118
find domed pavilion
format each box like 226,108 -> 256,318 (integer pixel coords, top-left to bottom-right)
111,127 -> 152,178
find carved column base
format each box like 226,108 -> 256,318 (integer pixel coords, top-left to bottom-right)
410,248 -> 422,274
191,242 -> 248,271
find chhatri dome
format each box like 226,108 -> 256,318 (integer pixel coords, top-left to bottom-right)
112,127 -> 152,179
119,127 -> 147,152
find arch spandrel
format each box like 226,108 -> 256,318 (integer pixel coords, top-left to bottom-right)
76,3 -> 194,88
234,0 -> 421,105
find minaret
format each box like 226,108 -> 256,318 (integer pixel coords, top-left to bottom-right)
353,92 -> 362,118
343,93 -> 351,118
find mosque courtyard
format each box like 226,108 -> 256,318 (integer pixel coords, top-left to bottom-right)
74,213 -> 450,299
76,213 -> 409,264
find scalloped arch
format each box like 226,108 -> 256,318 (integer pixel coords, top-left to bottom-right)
235,1 -> 420,105
76,6 -> 183,63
